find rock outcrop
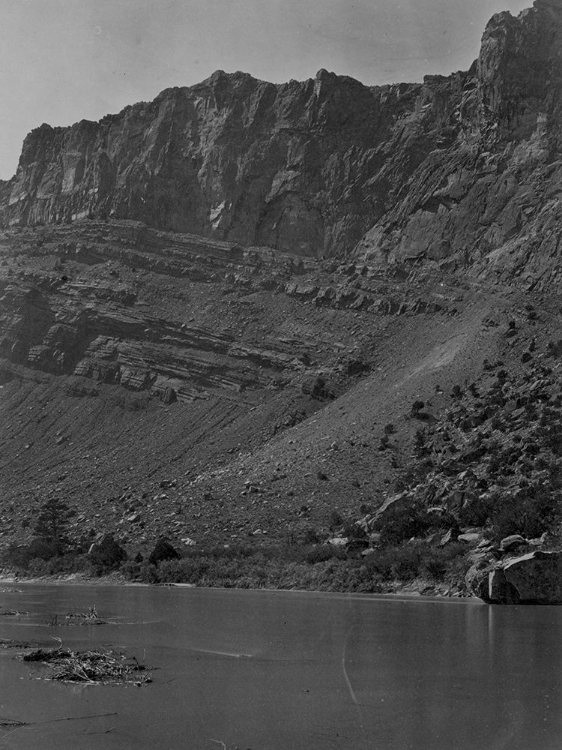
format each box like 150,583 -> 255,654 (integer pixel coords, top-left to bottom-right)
0,221 -> 451,405
467,550 -> 562,604
1,2 -> 562,282
358,0 -> 562,291
0,70 -> 454,258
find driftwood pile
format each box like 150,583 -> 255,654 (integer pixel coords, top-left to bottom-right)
21,645 -> 152,685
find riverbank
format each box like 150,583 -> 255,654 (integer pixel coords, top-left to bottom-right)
0,544 -> 469,598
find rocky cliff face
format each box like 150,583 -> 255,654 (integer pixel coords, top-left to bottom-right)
1,2 -> 561,274
359,0 -> 562,290
0,70 -> 444,257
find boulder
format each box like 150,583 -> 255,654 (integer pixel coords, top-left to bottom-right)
499,534 -> 527,553
488,569 -> 520,605
458,532 -> 483,545
503,551 -> 562,604
466,561 -> 495,603
467,550 -> 562,604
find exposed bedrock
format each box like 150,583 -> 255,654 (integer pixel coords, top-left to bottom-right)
0,218 -> 451,400
358,0 -> 562,291
0,277 -> 310,403
1,69 -> 440,257
1,2 -> 561,280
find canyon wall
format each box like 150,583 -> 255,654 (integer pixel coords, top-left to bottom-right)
359,0 -> 562,290
2,2 -> 560,269
2,2 -> 561,272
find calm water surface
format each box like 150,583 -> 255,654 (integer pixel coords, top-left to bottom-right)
0,584 -> 560,750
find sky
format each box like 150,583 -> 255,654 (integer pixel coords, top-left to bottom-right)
0,0 -> 533,180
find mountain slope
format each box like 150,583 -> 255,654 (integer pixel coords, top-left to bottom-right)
0,2 -> 561,588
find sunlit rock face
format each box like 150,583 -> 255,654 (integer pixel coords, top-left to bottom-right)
1,1 -> 562,275
0,69 -> 409,257
0,66 -> 469,258
357,0 -> 562,288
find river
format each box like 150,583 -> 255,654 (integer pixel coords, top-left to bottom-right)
0,584 -> 560,749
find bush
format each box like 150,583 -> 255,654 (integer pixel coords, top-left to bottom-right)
328,510 -> 344,530
410,400 -> 426,418
148,538 -> 181,566
377,501 -> 434,546
89,535 -> 128,574
413,428 -> 429,457
303,545 -> 337,564
487,488 -> 560,540
390,545 -> 423,581
419,543 -> 466,581
451,384 -> 463,399
300,527 -> 320,545
26,538 -> 62,561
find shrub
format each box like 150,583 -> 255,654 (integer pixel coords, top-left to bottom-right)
410,400 -> 425,417
328,510 -> 344,530
377,501 -> 433,546
300,527 -> 320,545
148,538 -> 181,566
26,538 -> 61,561
390,545 -> 422,581
89,535 -> 127,574
413,428 -> 429,457
419,543 -> 467,581
379,434 -> 390,451
303,545 -> 338,564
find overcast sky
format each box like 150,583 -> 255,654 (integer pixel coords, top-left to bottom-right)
0,0 -> 533,179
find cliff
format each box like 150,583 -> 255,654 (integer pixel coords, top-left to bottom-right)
1,1 -> 561,273
359,0 -> 562,289
0,70 -> 445,258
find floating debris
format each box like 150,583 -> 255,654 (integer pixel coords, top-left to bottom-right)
46,606 -> 114,627
0,719 -> 26,728
0,639 -> 40,650
20,645 -> 152,685
64,605 -> 110,625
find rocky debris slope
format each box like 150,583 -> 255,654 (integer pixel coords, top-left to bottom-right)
337,332 -> 562,600
0,219 -> 463,551
0,220 -> 560,590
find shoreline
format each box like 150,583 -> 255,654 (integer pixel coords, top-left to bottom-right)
0,571 -> 468,599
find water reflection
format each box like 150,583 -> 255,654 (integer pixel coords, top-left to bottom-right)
0,586 -> 560,749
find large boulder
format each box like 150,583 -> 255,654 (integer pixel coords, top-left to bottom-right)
466,550 -> 562,604
503,551 -> 562,604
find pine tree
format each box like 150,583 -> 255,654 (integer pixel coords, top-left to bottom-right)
32,497 -> 74,554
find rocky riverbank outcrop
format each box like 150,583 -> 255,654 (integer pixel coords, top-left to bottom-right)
467,549 -> 562,604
